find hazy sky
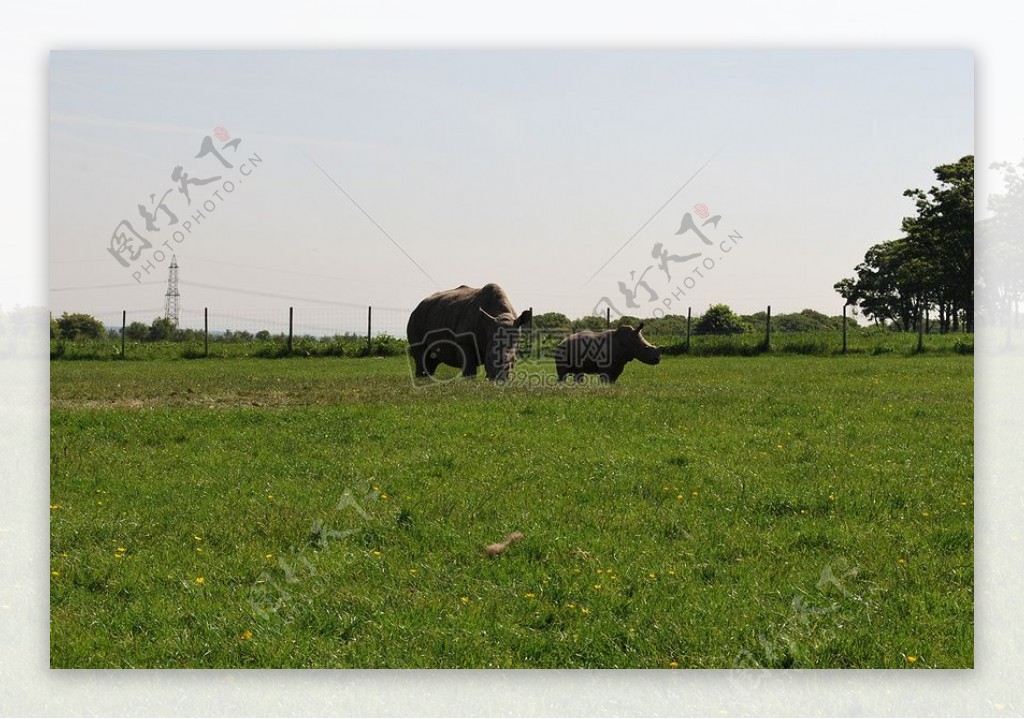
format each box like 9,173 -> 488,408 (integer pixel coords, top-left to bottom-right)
49,49 -> 973,333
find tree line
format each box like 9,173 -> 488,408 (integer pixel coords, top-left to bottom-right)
51,305 -> 857,346
834,155 -> 973,333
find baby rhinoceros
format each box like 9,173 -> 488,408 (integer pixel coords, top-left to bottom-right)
554,323 -> 661,384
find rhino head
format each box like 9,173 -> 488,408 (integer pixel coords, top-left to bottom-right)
479,307 -> 532,381
616,322 -> 661,365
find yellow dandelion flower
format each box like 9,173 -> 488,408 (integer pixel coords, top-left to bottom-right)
524,592 -> 536,599
566,603 -> 576,609
691,491 -> 699,497
381,493 -> 389,501
573,567 -> 581,574
49,504 -> 59,510
196,547 -> 203,553
194,536 -> 202,541
907,655 -> 918,663
776,444 -> 784,449
51,571 -> 60,577
898,559 -> 906,564
409,568 -> 418,574
372,485 -> 380,492
460,596 -> 470,605
593,584 -> 602,590
829,495 -> 836,501
669,661 -> 679,669
265,553 -> 274,560
116,547 -> 127,553
581,607 -> 590,615
596,568 -> 604,574
240,629 -> 253,641
267,494 -> 274,500
372,550 -> 382,557
676,495 -> 683,501
668,569 -> 676,576
195,576 -> 205,585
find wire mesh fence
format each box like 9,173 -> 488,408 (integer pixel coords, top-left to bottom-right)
47,302 -> 976,361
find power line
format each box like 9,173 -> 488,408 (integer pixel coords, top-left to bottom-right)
178,279 -> 409,311
50,281 -> 164,292
184,255 -> 433,289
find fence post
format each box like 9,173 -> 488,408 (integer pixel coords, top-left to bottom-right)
606,307 -> 611,329
204,307 -> 209,357
121,310 -> 126,359
367,306 -> 373,356
288,307 -> 294,354
765,305 -> 772,351
529,306 -> 538,359
842,304 -> 848,354
686,307 -> 692,353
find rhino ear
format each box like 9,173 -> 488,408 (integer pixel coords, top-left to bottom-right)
514,309 -> 532,328
636,322 -> 645,332
479,308 -> 499,324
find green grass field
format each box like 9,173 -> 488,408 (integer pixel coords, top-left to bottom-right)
50,353 -> 973,668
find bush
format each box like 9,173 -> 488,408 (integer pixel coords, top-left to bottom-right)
694,304 -> 746,335
953,337 -> 974,354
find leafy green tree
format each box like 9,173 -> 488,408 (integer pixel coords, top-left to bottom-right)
532,312 -> 571,329
836,155 -> 974,332
902,155 -> 974,331
694,304 -> 745,335
574,315 -> 608,331
146,317 -> 178,341
55,312 -> 105,340
124,321 -> 148,341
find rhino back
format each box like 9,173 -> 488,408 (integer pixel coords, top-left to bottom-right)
407,284 -> 515,342
556,329 -> 622,372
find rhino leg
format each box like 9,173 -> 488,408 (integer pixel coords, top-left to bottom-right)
599,368 -> 622,383
410,348 -> 430,377
422,352 -> 443,376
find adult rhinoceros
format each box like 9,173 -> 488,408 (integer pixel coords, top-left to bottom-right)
554,323 -> 661,383
407,284 -> 532,382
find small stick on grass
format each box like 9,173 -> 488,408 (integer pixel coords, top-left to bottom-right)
485,531 -> 524,557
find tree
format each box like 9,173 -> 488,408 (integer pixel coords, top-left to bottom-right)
901,155 -> 974,331
55,312 -> 105,340
532,312 -> 571,330
146,317 -> 178,341
125,321 -> 149,341
574,315 -> 608,331
835,155 -> 974,332
694,304 -> 745,335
